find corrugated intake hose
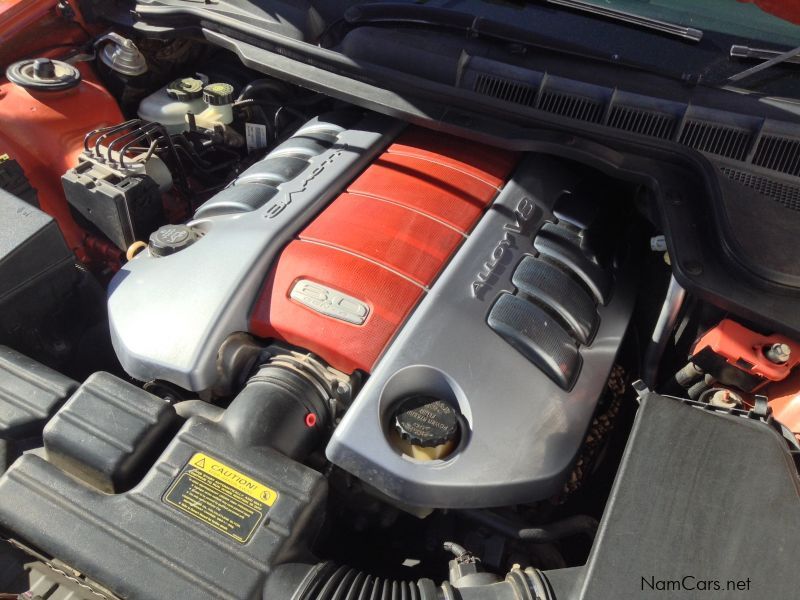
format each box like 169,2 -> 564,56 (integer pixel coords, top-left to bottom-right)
297,563 -> 439,599
270,561 -> 556,600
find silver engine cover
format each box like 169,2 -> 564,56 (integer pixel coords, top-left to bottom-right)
107,110 -> 401,390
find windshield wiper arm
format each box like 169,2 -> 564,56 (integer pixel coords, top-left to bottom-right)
730,45 -> 800,65
545,0 -> 703,42
731,44 -> 800,64
728,44 -> 800,82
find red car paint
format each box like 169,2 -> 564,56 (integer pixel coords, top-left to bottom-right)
693,319 -> 800,385
765,369 -> 800,442
0,63 -> 123,261
739,0 -> 800,25
0,0 -> 122,265
250,129 -> 518,373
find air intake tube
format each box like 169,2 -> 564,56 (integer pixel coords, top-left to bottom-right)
267,549 -> 556,599
214,358 -> 556,599
218,353 -> 334,460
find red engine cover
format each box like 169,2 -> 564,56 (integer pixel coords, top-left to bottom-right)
250,128 -> 518,373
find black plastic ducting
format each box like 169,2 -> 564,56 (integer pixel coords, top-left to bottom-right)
276,561 -> 554,600
220,360 -> 330,461
0,346 -> 77,473
43,372 -> 177,493
0,361 -> 331,599
296,563 -> 439,600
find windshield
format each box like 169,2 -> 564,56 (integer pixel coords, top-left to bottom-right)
570,0 -> 800,46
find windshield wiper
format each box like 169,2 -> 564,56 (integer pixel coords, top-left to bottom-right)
731,45 -> 800,65
544,0 -> 703,43
728,45 -> 800,82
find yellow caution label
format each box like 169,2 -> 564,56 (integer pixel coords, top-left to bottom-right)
163,453 -> 279,543
187,453 -> 278,505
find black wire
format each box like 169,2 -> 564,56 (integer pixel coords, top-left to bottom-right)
232,100 -> 276,141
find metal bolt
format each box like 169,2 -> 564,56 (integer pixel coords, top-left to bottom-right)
709,389 -> 742,409
650,235 -> 667,252
764,343 -> 791,365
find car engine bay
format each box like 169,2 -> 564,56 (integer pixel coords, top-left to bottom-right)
2,2 -> 800,599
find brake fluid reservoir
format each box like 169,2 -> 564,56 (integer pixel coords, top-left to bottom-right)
192,83 -> 235,129
137,77 -> 206,134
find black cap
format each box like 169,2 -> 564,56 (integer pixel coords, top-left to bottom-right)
393,396 -> 459,448
166,77 -> 204,101
148,225 -> 198,257
202,82 -> 235,106
33,58 -> 56,79
6,58 -> 81,91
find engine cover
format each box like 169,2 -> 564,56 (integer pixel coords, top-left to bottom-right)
326,154 -> 635,508
108,110 -> 403,390
109,110 -> 633,508
250,128 -> 519,373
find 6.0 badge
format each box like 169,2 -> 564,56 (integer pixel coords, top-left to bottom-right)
290,279 -> 370,325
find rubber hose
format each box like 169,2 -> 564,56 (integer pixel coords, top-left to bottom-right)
674,362 -> 704,388
288,562 -> 555,600
238,78 -> 290,101
233,98 -> 307,122
173,399 -> 224,422
688,374 -> 716,401
220,362 -> 329,460
231,99 -> 275,139
296,562 -> 439,600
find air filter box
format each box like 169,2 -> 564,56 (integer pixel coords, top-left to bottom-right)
0,189 -> 77,361
0,189 -> 74,307
0,346 -> 78,473
0,388 -> 327,599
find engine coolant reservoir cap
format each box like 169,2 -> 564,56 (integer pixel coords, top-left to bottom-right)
149,225 -> 198,257
6,58 -> 81,91
393,395 -> 459,448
